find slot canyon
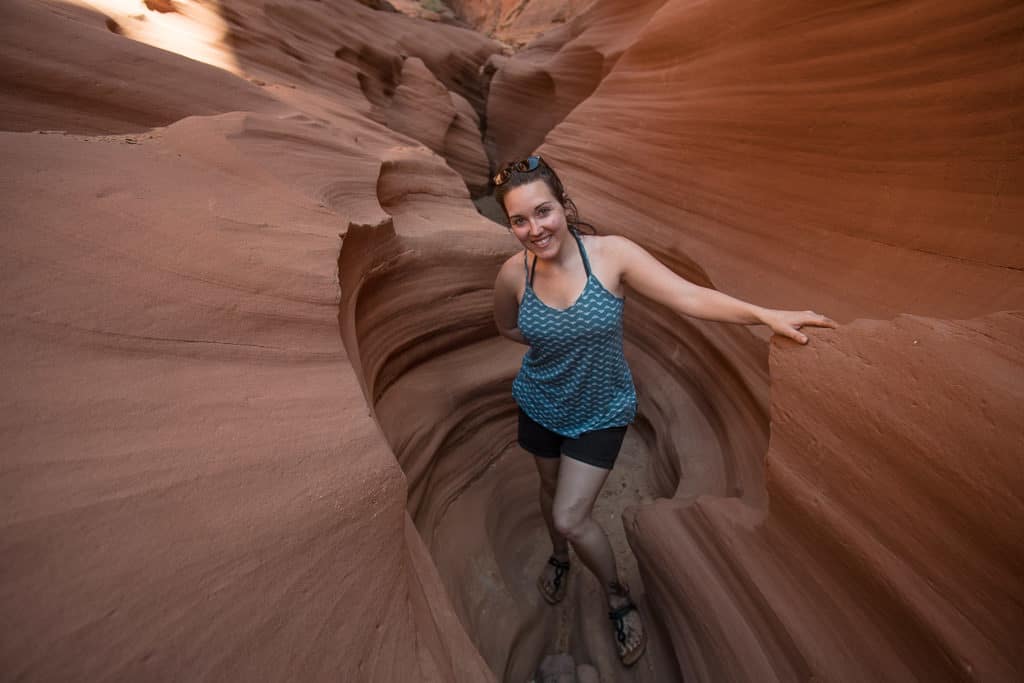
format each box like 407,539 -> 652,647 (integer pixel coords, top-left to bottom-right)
1,1 -> 1021,682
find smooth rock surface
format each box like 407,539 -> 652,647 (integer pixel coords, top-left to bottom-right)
1,1 -> 499,681
2,1 -> 1022,682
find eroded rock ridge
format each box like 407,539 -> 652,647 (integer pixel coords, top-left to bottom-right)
1,2 -> 1021,683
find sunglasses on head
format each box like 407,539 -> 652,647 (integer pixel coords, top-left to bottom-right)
492,155 -> 546,186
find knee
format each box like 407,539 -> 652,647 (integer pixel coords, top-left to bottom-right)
552,505 -> 588,541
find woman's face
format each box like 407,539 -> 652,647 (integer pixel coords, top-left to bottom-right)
503,179 -> 568,259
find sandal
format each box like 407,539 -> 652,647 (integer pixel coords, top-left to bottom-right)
537,555 -> 571,604
608,583 -> 647,666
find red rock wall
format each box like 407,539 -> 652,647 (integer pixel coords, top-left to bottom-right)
500,0 -> 1024,680
484,0 -> 669,164
0,1 -> 500,681
539,0 -> 1024,321
447,0 -> 593,45
4,0 -> 1022,682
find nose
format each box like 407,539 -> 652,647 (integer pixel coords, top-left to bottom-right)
528,218 -> 547,234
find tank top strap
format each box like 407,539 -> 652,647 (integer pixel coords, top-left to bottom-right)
524,229 -> 587,288
570,227 -> 592,277
523,249 -> 538,286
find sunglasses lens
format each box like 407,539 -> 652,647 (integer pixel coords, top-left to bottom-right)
493,156 -> 543,185
513,156 -> 541,173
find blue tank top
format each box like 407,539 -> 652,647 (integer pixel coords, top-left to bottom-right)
512,228 -> 638,438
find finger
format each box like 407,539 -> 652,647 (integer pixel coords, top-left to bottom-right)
799,314 -> 835,328
786,328 -> 808,344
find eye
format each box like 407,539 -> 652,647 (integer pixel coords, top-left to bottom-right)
511,217 -> 526,227
537,206 -> 550,216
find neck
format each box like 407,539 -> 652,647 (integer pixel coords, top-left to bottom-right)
546,227 -> 580,270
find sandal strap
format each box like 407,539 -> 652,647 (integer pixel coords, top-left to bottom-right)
608,601 -> 637,621
548,556 -> 570,591
547,556 -> 570,570
608,601 -> 637,645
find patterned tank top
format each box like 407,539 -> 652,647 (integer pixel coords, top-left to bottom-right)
512,228 -> 638,438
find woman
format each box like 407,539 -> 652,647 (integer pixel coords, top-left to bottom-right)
491,156 -> 836,666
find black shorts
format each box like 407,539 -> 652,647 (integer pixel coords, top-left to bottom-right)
517,407 -> 629,470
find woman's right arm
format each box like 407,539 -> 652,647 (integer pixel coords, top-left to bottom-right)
494,258 -> 528,345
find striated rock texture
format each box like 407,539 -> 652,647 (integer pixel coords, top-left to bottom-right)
2,1 -> 1023,683
86,0 -> 501,192
0,114 -> 494,683
492,0 -> 1024,681
448,0 -> 593,45
0,1 -> 500,681
484,0 -> 668,164
385,57 -> 492,194
537,0 -> 1024,319
628,313 -> 1024,682
0,0 -> 278,133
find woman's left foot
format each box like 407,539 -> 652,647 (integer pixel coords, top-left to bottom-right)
537,555 -> 571,604
608,582 -> 646,666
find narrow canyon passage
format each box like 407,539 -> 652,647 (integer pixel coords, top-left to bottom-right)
3,1 -> 1021,682
339,164 -> 772,681
345,307 -> 761,683
429,432 -> 667,680
329,40 -> 777,672
334,0 -> 1024,676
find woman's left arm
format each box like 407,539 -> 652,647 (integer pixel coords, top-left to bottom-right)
613,236 -> 837,344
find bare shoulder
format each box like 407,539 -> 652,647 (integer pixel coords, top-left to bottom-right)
600,233 -> 640,250
580,233 -> 642,270
498,251 -> 525,280
581,232 -> 636,251
495,250 -> 527,295
578,233 -> 637,296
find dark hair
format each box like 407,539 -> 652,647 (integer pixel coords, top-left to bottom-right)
492,159 -> 597,235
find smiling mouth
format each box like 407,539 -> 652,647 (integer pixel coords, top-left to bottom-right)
532,234 -> 552,248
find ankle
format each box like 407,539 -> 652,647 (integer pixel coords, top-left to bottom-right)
606,580 -> 629,602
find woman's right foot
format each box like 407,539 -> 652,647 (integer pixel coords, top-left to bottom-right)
537,554 -> 571,604
608,582 -> 647,666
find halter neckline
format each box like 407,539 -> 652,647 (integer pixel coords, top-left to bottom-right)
526,227 -> 591,287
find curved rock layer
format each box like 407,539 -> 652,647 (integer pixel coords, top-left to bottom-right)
0,2 -> 499,681
629,313 -> 1024,682
85,0 -> 501,192
506,0 -> 1024,680
0,0 -> 278,133
539,0 -> 1024,319
448,0 -> 592,45
0,113 -> 492,683
337,155 -> 690,681
3,1 -> 1023,683
484,0 -> 669,164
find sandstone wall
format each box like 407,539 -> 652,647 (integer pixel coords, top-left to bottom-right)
2,1 -> 1021,682
509,0 -> 1024,680
1,1 -> 501,680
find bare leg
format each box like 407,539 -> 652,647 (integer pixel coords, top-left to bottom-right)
534,456 -> 570,599
533,456 -> 569,558
550,456 -> 618,587
552,455 -> 645,661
